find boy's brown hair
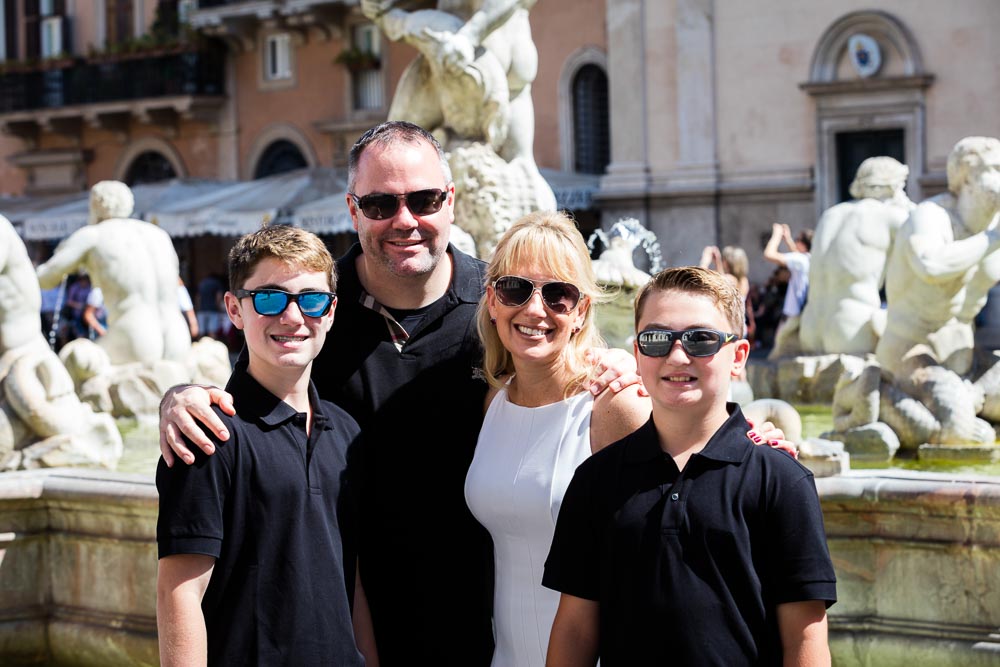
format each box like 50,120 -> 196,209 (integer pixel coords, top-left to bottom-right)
634,266 -> 745,335
228,224 -> 335,293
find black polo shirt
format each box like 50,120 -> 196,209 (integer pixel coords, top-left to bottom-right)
311,243 -> 494,666
156,366 -> 364,667
543,405 -> 837,666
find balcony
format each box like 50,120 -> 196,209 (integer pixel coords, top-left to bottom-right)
0,49 -> 225,114
0,48 -> 227,150
190,0 -> 352,51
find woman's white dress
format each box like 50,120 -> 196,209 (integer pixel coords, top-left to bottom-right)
464,388 -> 594,667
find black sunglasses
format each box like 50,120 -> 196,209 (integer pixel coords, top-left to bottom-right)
492,275 -> 582,314
234,289 -> 337,318
349,188 -> 449,220
636,328 -> 739,358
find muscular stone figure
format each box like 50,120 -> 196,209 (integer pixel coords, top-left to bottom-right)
0,215 -> 121,469
35,181 -> 191,366
875,137 -> 1000,444
799,157 -> 914,355
361,0 -> 556,255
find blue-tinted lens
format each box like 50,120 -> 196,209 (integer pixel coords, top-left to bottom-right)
253,290 -> 289,316
295,292 -> 334,317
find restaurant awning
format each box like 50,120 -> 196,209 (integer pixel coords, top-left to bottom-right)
15,180 -> 230,241
148,168 -> 349,237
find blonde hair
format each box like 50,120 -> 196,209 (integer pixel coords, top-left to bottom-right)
634,266 -> 744,335
228,224 -> 335,292
477,211 -> 608,392
720,246 -> 748,282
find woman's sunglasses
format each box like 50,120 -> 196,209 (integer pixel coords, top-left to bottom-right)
349,188 -> 449,220
234,289 -> 337,318
492,275 -> 582,314
636,328 -> 739,357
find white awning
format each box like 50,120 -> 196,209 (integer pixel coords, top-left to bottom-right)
289,192 -> 353,235
147,168 -> 350,237
539,169 -> 601,211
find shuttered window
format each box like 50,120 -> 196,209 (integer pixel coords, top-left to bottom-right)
572,64 -> 610,175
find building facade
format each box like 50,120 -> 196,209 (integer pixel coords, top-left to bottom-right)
600,0 -> 1000,280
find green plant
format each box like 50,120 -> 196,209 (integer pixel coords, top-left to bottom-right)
333,47 -> 380,72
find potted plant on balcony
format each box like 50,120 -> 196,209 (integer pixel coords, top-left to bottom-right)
333,47 -> 381,73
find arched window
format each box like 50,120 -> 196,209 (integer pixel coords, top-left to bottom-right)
125,151 -> 177,185
253,140 -> 307,179
572,64 -> 610,175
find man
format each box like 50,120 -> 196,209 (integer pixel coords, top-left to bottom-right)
35,180 -> 191,365
161,121 -> 639,664
799,157 -> 914,355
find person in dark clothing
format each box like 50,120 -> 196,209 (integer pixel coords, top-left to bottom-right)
156,225 -> 376,666
544,266 -> 836,666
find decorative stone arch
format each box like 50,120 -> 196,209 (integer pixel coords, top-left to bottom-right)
558,46 -> 609,173
245,123 -> 318,180
114,137 -> 187,183
800,10 -> 933,214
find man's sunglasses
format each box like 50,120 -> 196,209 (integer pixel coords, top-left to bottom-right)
349,188 -> 449,220
492,275 -> 582,314
636,328 -> 739,357
234,289 -> 337,318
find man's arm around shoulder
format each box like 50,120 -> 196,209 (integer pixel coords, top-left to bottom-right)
157,554 -> 215,667
777,599 -> 830,667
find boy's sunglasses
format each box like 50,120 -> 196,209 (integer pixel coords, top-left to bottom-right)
492,275 -> 582,314
234,289 -> 337,318
349,188 -> 449,220
636,328 -> 739,358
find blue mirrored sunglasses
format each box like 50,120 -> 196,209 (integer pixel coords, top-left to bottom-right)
234,289 -> 336,318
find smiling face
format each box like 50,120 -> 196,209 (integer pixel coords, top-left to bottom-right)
634,289 -> 748,419
487,266 -> 588,372
225,257 -> 335,394
348,138 -> 455,281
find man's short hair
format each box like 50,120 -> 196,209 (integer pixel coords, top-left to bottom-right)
347,121 -> 452,192
946,136 -> 1000,194
634,266 -> 744,335
228,224 -> 335,293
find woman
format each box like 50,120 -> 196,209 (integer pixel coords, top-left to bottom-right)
464,211 -> 650,667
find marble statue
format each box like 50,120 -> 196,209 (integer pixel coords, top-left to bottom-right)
799,157 -> 914,355
362,0 -> 556,256
590,218 -> 662,288
0,214 -> 122,470
36,181 -> 191,366
872,137 -> 1000,445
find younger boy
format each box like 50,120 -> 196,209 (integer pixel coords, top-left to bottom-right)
543,266 -> 836,666
156,225 -> 373,666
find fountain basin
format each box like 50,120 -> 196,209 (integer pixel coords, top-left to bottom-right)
0,468 -> 997,665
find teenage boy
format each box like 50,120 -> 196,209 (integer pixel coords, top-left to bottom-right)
543,266 -> 836,666
156,226 -> 375,666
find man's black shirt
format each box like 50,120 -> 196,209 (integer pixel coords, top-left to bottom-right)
313,243 -> 494,665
